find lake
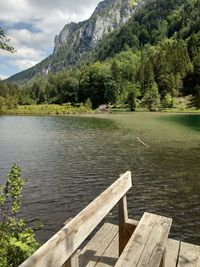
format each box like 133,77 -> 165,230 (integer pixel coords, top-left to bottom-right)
0,113 -> 199,245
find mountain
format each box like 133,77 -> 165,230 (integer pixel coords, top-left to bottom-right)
94,0 -> 200,60
7,0 -> 138,84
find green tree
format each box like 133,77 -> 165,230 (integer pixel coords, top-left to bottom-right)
111,59 -> 120,83
0,164 -> 40,267
79,62 -> 117,108
165,40 -> 192,78
125,82 -> 141,111
0,96 -> 6,114
59,76 -> 79,103
0,28 -> 15,52
161,93 -> 174,108
84,98 -> 92,109
5,95 -> 18,110
142,82 -> 160,111
194,85 -> 200,109
138,60 -> 155,96
30,82 -> 40,104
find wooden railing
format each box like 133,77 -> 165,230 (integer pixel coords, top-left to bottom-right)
19,171 -> 137,267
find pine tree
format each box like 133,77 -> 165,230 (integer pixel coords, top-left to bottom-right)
142,82 -> 160,111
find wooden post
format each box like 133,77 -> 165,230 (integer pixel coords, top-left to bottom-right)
62,250 -> 79,267
159,249 -> 166,267
119,195 -> 137,256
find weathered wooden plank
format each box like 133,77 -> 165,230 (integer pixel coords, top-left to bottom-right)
177,241 -> 200,267
19,172 -> 132,267
79,223 -> 118,267
136,215 -> 172,267
115,212 -> 158,267
63,250 -> 79,267
115,212 -> 172,267
119,196 -> 137,255
165,238 -> 180,267
95,232 -> 119,267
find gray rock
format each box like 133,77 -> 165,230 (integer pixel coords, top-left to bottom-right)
7,0 -> 142,83
54,0 -> 135,52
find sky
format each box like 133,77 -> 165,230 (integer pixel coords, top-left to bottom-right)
0,0 -> 101,80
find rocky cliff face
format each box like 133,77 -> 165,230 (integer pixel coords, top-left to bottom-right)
36,0 -> 137,75
8,0 -> 139,83
53,0 -> 135,54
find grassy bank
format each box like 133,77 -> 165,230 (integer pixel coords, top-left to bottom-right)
110,96 -> 200,113
5,104 -> 93,115
110,107 -> 200,113
2,101 -> 200,116
160,108 -> 200,113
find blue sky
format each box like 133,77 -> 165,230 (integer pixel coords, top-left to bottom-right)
0,0 -> 100,80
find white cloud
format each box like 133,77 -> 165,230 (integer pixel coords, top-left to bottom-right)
0,0 -> 29,24
1,0 -> 99,25
0,74 -> 8,80
0,0 -> 101,77
11,59 -> 38,70
7,29 -> 52,49
0,46 -> 45,60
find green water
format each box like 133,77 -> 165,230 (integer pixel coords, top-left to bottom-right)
0,113 -> 199,244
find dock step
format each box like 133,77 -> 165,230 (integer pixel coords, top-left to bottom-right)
79,223 -> 118,267
79,223 -> 200,267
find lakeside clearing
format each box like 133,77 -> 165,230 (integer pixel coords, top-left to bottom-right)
5,104 -> 93,115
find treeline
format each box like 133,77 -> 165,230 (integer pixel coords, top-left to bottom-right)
1,33 -> 200,111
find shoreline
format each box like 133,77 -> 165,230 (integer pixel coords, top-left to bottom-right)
1,104 -> 200,116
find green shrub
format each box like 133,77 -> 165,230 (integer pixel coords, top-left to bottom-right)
0,164 -> 40,267
0,96 -> 6,114
161,93 -> 174,108
84,98 -> 92,109
142,82 -> 161,111
194,85 -> 200,109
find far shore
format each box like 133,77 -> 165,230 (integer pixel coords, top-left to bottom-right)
1,104 -> 200,116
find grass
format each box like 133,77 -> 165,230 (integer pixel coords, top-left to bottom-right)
3,97 -> 200,116
110,96 -> 200,113
160,108 -> 200,113
6,104 -> 93,115
160,96 -> 200,113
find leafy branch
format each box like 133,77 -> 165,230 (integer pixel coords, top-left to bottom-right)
0,28 -> 15,53
0,164 -> 40,267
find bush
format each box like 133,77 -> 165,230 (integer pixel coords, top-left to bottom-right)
161,93 -> 174,108
0,164 -> 40,267
0,96 -> 6,114
84,98 -> 92,109
142,82 -> 160,111
194,85 -> 200,109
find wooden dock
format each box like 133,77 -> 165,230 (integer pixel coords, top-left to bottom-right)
78,223 -> 200,267
19,172 -> 200,267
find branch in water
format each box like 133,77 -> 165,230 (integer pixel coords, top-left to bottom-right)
137,137 -> 150,148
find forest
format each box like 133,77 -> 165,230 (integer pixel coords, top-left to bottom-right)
1,0 -> 200,113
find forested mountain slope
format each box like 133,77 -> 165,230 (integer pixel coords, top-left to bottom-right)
95,0 -> 200,60
7,0 -> 136,83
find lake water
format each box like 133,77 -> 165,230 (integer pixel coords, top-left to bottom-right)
0,113 -> 199,245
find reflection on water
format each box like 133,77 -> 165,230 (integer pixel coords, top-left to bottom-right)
0,113 -> 199,245
160,113 -> 200,131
